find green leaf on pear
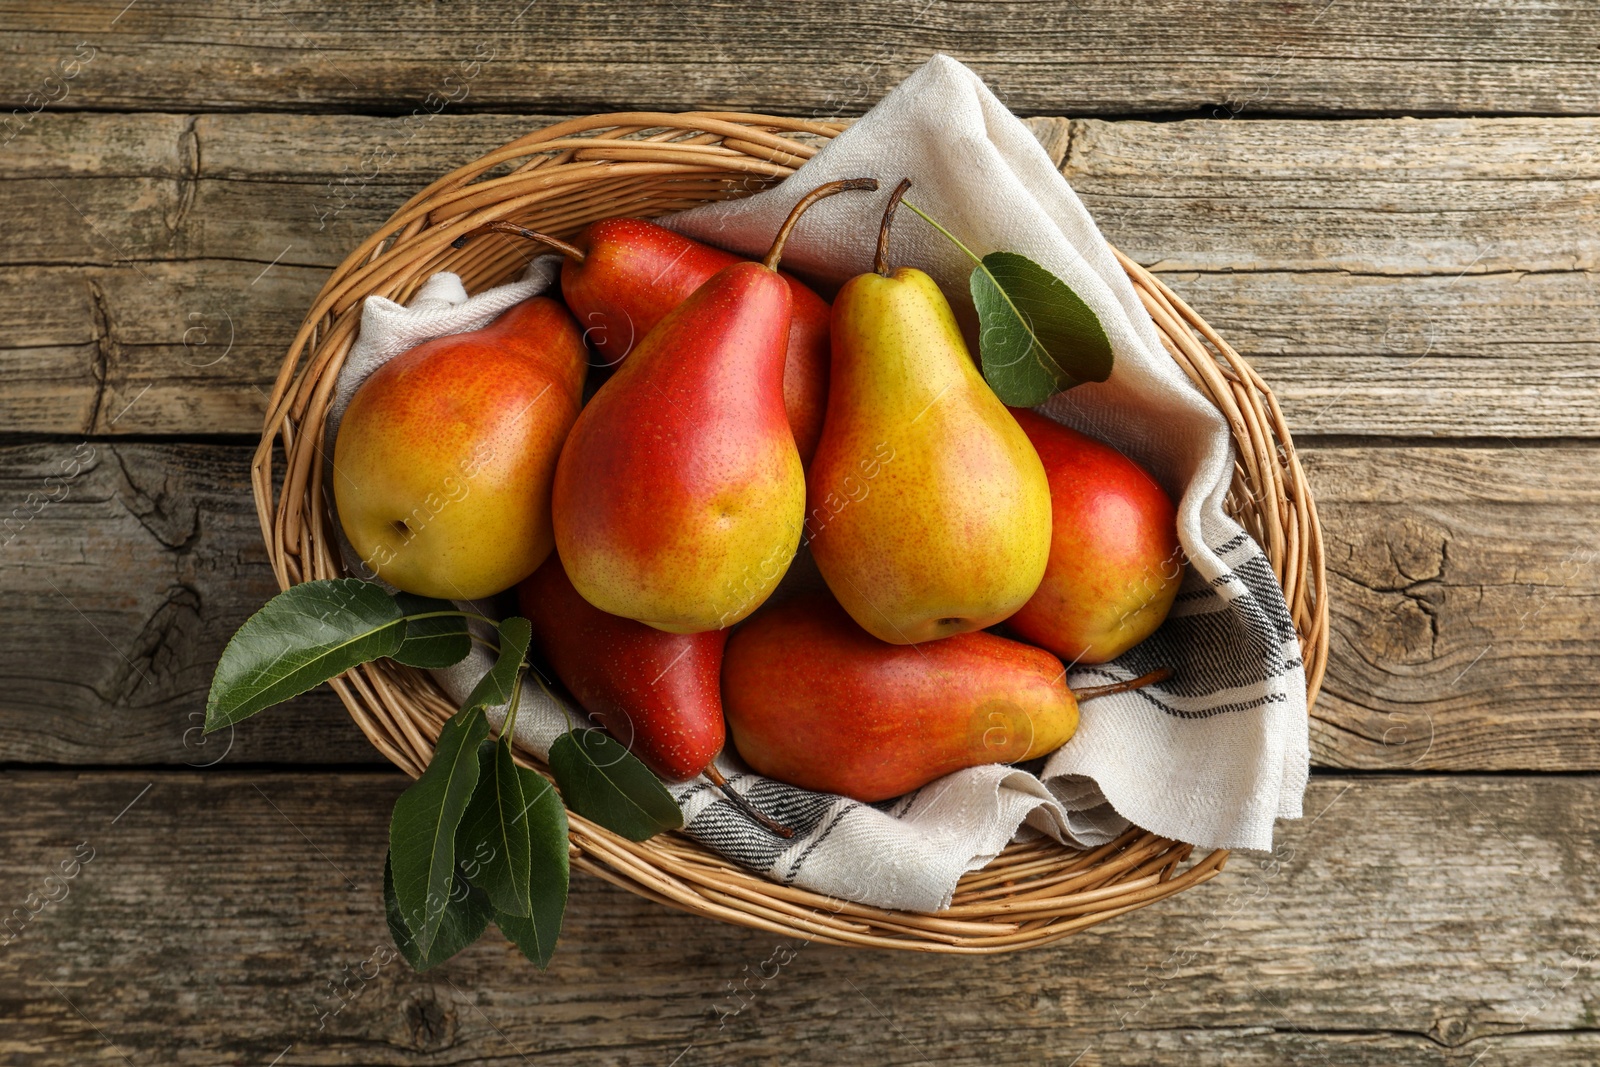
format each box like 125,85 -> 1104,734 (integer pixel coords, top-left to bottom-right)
389,704 -> 490,957
463,617 -> 533,712
969,250 -> 1113,406
383,850 -> 490,972
489,768 -> 568,968
391,593 -> 472,669
206,578 -> 404,732
548,729 -> 683,842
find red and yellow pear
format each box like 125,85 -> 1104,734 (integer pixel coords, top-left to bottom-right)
333,296 -> 586,600
722,595 -> 1079,802
551,179 -> 877,633
1005,409 -> 1183,665
517,556 -> 725,781
557,217 -> 834,464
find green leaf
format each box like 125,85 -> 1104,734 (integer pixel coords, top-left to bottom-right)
548,729 -> 683,842
389,705 -> 490,957
463,617 -> 532,712
206,578 -> 404,732
491,768 -> 568,968
455,741 -> 533,916
969,250 -> 1113,406
383,851 -> 490,971
391,593 -> 471,669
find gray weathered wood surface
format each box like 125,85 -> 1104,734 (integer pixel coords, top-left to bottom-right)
8,1 -> 1600,115
3,772 -> 1598,1066
4,113 -> 1597,438
2,4 -> 1596,1065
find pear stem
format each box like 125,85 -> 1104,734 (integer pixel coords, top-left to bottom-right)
451,220 -> 587,262
704,765 -> 794,839
874,178 -> 913,276
761,177 -> 879,272
898,198 -> 986,270
1073,667 -> 1174,702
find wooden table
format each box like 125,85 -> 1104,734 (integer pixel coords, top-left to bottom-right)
3,4 -> 1596,1064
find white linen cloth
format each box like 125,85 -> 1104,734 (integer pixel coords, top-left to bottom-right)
326,54 -> 1308,912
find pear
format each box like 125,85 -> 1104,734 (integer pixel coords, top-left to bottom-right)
552,179 -> 876,633
722,595 -> 1079,802
456,217 -> 834,464
806,182 -> 1052,644
517,556 -> 726,781
333,296 -> 586,600
1005,409 -> 1183,665
519,555 -> 799,836
561,218 -> 833,464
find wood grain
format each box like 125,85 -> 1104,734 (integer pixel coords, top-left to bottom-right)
1304,444 -> 1600,770
3,112 -> 1595,437
2,440 -> 1595,771
2,770 -> 1596,1065
7,1 -> 1600,116
1168,274 -> 1600,438
0,6 -> 1589,1052
0,441 -> 377,766
1067,116 -> 1600,275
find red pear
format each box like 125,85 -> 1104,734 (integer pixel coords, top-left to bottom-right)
722,595 -> 1079,803
551,180 -> 875,633
1005,409 -> 1183,665
552,259 -> 799,632
559,217 -> 833,463
517,556 -> 725,781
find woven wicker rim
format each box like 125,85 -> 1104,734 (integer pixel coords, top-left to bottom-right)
253,112 -> 1329,953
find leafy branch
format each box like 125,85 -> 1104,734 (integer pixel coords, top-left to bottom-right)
207,578 -> 684,971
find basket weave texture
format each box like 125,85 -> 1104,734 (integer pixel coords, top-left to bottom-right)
255,112 -> 1329,952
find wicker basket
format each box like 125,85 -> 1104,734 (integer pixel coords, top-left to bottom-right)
254,112 -> 1329,953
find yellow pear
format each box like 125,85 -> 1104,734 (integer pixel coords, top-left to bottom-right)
806,190 -> 1052,644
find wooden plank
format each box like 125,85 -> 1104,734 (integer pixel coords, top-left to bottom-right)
10,112 -> 1597,273
0,441 -> 379,766
2,440 -> 1596,771
1304,444 -> 1600,771
1170,273 -> 1600,438
7,2 -> 1600,116
0,113 -> 1067,265
17,111 -> 1597,266
1069,115 -> 1600,275
2,112 -> 1595,438
2,770 -> 1596,1065
0,261 -> 326,438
